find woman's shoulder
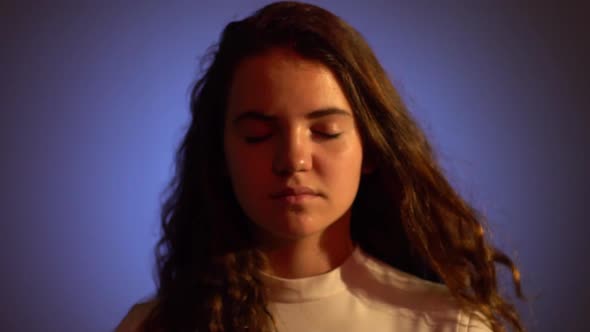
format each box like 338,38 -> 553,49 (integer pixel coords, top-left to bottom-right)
115,299 -> 158,332
350,248 -> 493,331
352,248 -> 452,300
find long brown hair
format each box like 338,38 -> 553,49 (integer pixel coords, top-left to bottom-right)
141,1 -> 524,331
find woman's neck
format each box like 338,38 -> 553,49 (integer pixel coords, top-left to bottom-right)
259,215 -> 355,279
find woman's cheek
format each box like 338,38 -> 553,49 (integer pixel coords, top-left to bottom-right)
322,136 -> 359,156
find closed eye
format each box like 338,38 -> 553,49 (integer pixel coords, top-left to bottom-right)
313,131 -> 342,139
244,132 -> 342,144
244,134 -> 272,143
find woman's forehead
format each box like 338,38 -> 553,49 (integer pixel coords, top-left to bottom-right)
227,48 -> 351,119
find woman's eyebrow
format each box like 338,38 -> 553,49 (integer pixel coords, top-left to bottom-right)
232,107 -> 352,125
306,108 -> 352,119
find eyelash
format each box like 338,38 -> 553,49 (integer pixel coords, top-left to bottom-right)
244,132 -> 342,144
244,135 -> 272,143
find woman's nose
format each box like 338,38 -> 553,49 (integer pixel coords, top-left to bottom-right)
272,129 -> 312,176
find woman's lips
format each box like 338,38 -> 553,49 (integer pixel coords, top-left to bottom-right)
273,193 -> 319,204
270,186 -> 320,203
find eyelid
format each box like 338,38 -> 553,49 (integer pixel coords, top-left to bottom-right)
312,131 -> 342,139
241,122 -> 345,144
238,121 -> 273,142
244,131 -> 342,144
310,121 -> 343,138
244,134 -> 272,144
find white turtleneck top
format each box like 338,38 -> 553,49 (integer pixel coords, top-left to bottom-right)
259,247 -> 492,332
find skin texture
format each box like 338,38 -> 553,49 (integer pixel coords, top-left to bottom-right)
224,48 -> 365,278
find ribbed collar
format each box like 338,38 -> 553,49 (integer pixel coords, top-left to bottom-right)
260,247 -> 367,303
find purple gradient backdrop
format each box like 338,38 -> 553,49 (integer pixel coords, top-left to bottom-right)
1,1 -> 588,331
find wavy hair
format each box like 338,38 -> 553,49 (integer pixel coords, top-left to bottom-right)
140,1 -> 524,331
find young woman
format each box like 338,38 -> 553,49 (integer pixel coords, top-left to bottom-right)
117,2 -> 524,331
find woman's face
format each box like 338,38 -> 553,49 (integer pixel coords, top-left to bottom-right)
224,48 -> 364,246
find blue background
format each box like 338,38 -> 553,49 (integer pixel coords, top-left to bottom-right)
1,1 -> 588,331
